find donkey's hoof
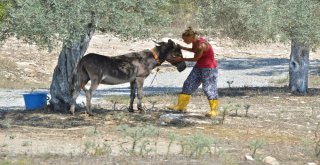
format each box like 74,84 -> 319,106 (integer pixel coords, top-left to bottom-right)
128,109 -> 134,113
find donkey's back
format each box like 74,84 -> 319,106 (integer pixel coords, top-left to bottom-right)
77,53 -> 146,85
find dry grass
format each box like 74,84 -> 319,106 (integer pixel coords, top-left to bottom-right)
0,57 -> 27,89
270,73 -> 320,88
0,38 -> 56,89
310,75 -> 320,87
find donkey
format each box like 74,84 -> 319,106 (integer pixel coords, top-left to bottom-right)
69,39 -> 186,115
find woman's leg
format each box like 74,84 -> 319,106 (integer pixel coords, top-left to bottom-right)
201,68 -> 218,99
201,68 -> 219,117
168,67 -> 201,111
182,67 -> 202,95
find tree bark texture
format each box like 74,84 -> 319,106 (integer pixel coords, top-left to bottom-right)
49,24 -> 95,113
289,39 -> 309,95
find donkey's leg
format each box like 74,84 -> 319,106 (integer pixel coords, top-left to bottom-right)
70,88 -> 81,115
129,81 -> 137,112
135,77 -> 145,112
85,80 -> 99,115
70,79 -> 88,115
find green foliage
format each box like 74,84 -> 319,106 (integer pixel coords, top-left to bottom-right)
244,104 -> 251,117
195,0 -> 320,46
166,132 -> 176,157
0,0 -> 172,50
100,0 -> 172,39
2,0 -> 320,50
314,122 -> 320,158
0,1 -> 14,20
166,132 -> 216,159
117,124 -> 159,155
0,160 -> 11,165
220,105 -> 229,125
249,139 -> 266,158
0,2 -> 6,21
0,118 -> 12,129
196,0 -> 279,43
84,141 -> 112,156
21,141 -> 32,147
0,0 -> 93,50
168,0 -> 197,28
277,0 -> 320,46
176,133 -> 216,159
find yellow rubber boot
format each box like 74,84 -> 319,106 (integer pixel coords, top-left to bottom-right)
167,94 -> 191,112
205,99 -> 219,117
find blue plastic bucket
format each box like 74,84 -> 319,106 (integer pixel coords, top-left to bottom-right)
23,92 -> 48,110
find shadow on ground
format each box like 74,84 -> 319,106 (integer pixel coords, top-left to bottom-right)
1,86 -> 320,129
218,58 -> 320,76
95,86 -> 320,98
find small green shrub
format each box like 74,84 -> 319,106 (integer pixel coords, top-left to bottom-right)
94,143 -> 112,156
221,105 -> 229,125
249,139 -> 266,158
0,118 -> 12,129
176,133 -> 216,159
244,104 -> 251,117
314,122 -> 320,158
21,141 -> 32,147
117,124 -> 159,156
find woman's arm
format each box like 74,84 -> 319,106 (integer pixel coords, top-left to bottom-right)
178,44 -> 193,52
178,43 -> 207,62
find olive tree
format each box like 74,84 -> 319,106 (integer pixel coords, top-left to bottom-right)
0,0 -> 171,112
195,0 -> 320,95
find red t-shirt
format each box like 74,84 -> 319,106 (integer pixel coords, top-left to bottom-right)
192,37 -> 217,68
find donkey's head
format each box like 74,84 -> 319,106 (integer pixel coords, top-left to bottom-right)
154,39 -> 186,72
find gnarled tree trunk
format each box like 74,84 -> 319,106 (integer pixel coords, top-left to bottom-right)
49,23 -> 95,113
289,39 -> 309,95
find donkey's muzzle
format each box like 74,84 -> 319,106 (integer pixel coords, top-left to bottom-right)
176,61 -> 186,72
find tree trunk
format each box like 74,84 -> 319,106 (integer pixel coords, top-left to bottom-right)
49,23 -> 95,113
289,39 -> 309,95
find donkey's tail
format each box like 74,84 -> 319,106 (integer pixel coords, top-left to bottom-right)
70,59 -> 86,94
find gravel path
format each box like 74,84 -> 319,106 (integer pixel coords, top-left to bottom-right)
1,58 -> 320,110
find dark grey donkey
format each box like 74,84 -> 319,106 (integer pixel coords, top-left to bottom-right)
69,39 -> 186,115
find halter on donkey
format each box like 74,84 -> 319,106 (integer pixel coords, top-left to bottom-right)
69,39 -> 186,115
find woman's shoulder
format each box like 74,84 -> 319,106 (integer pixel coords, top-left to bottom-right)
198,37 -> 211,50
193,37 -> 208,50
199,37 -> 208,42
198,37 -> 210,46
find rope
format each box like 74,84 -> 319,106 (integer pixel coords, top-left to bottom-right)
149,68 -> 160,87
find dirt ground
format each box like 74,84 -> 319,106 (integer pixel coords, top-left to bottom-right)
1,88 -> 320,164
0,34 -> 320,165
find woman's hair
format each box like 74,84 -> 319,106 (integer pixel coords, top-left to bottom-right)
182,26 -> 198,37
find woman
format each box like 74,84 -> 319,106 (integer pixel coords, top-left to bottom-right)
168,27 -> 219,117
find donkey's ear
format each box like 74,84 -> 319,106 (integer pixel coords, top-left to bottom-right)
168,39 -> 176,47
153,40 -> 165,46
152,40 -> 159,46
